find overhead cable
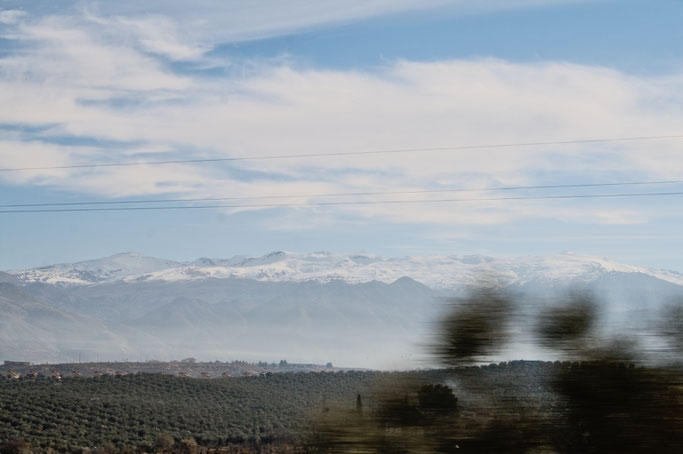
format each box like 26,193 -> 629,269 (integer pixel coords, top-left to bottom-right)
2,191 -> 683,213
2,179 -> 683,208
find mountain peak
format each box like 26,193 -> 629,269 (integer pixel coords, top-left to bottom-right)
7,252 -> 182,286
110,251 -> 145,258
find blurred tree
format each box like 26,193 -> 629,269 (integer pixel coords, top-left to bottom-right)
434,290 -> 513,365
310,291 -> 683,453
417,384 -> 457,416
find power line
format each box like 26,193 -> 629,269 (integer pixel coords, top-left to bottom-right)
2,191 -> 682,213
1,134 -> 682,172
2,179 -> 683,208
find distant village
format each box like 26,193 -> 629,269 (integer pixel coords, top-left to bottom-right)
0,358 -> 344,380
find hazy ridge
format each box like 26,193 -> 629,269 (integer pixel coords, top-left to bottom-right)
2,251 -> 683,368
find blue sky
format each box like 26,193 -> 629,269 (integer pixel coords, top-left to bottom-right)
2,0 -> 683,270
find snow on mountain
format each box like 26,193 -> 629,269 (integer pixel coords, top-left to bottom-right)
3,252 -> 683,367
127,250 -> 683,289
7,250 -> 683,289
8,252 -> 182,286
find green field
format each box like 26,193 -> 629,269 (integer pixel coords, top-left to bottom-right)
0,362 -> 558,452
0,371 -> 381,452
2,361 -> 681,453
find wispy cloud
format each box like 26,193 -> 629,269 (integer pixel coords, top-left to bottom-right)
1,2 -> 682,229
58,1 -> 588,47
2,1 -> 592,54
0,9 -> 26,24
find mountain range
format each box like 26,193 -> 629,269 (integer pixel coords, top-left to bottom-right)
3,251 -> 683,368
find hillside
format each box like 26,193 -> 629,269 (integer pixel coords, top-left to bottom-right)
2,252 -> 683,367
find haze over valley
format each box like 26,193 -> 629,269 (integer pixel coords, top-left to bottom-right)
3,251 -> 682,368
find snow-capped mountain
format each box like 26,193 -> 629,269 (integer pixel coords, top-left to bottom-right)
8,250 -> 683,289
3,251 -> 683,367
9,252 -> 182,286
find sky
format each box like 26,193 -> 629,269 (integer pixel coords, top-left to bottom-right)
1,0 -> 683,271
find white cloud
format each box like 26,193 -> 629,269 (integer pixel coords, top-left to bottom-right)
3,1 -> 591,58
10,16 -> 192,92
1,4 -> 682,228
81,13 -> 210,61
594,210 -> 647,225
84,0 -> 586,46
0,9 -> 26,25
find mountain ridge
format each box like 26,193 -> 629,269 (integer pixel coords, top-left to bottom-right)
7,250 -> 683,289
3,253 -> 683,367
